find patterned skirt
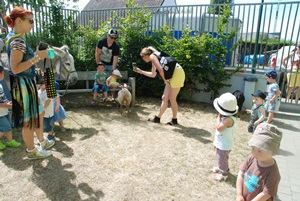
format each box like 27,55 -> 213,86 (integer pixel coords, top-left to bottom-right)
10,75 -> 39,128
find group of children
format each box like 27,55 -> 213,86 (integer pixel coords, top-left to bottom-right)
91,62 -> 122,104
0,65 -> 66,154
211,69 -> 282,200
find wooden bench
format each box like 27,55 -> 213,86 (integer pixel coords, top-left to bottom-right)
55,71 -> 136,105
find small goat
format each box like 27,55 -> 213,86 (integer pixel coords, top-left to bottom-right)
117,84 -> 132,115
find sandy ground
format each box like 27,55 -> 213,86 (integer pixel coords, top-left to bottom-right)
0,93 -> 252,201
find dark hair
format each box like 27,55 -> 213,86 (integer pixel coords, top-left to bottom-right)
97,62 -> 105,67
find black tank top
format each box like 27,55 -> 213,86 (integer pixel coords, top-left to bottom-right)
153,51 -> 177,79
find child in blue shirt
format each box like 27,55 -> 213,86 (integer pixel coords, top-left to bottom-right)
92,62 -> 109,104
0,65 -> 21,150
265,70 -> 281,123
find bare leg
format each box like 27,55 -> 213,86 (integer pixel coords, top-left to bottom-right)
93,93 -> 97,101
22,127 -> 35,150
286,87 -> 293,103
169,87 -> 181,119
35,111 -> 45,142
295,87 -> 300,104
59,120 -> 64,127
5,132 -> 13,141
103,91 -> 108,99
267,111 -> 274,123
157,84 -> 171,118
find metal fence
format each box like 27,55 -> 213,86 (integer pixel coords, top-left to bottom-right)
81,2 -> 300,70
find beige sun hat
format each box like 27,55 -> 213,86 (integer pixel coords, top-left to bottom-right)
112,69 -> 122,77
213,92 -> 238,116
249,123 -> 282,154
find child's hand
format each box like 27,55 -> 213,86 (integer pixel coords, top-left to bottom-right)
6,101 -> 12,109
246,109 -> 251,114
55,107 -> 60,113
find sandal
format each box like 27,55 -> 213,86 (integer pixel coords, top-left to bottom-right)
211,167 -> 221,173
214,174 -> 228,182
148,115 -> 160,123
166,118 -> 178,125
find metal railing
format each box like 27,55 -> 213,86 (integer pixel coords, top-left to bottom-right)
80,2 -> 300,69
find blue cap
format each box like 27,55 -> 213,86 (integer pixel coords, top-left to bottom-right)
266,70 -> 277,79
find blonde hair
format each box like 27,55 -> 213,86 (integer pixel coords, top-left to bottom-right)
140,46 -> 158,56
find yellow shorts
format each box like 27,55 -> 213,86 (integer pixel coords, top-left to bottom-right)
168,64 -> 185,88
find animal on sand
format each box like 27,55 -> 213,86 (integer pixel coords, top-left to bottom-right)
117,83 -> 132,115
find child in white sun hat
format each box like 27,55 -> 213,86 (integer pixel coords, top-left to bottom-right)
106,69 -> 122,102
211,92 -> 238,181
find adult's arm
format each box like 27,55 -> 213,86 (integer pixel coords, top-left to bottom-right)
112,55 -> 118,70
95,47 -> 101,64
10,49 -> 47,75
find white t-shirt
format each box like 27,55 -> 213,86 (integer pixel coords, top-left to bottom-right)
38,89 -> 54,118
0,84 -> 8,117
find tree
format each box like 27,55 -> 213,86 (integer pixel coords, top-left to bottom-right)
208,0 -> 234,15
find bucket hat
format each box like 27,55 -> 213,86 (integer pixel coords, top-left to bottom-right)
251,90 -> 266,100
213,92 -> 238,116
112,69 -> 122,77
249,123 -> 282,154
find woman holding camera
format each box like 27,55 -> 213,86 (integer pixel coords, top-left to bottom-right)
4,7 -> 50,160
134,46 -> 185,125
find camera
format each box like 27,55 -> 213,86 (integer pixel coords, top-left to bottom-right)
132,62 -> 137,70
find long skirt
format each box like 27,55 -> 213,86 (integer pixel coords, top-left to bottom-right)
10,75 -> 39,128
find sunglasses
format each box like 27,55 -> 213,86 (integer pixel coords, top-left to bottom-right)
25,18 -> 34,24
109,35 -> 117,39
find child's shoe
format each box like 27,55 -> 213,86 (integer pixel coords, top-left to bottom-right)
214,174 -> 228,182
40,138 -> 55,150
6,140 -> 21,148
0,141 -> 6,150
47,132 -> 55,140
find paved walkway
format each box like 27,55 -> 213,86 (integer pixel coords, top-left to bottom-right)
274,112 -> 300,201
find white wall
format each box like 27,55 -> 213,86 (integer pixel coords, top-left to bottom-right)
189,70 -> 268,110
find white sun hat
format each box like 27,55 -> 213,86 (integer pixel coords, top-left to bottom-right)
213,92 -> 238,116
112,69 -> 122,77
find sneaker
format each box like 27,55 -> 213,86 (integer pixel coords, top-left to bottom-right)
91,100 -> 96,104
26,145 -> 52,160
60,127 -> 66,132
0,141 -> 6,151
47,132 -> 55,140
40,138 -> 55,150
6,140 -> 21,148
